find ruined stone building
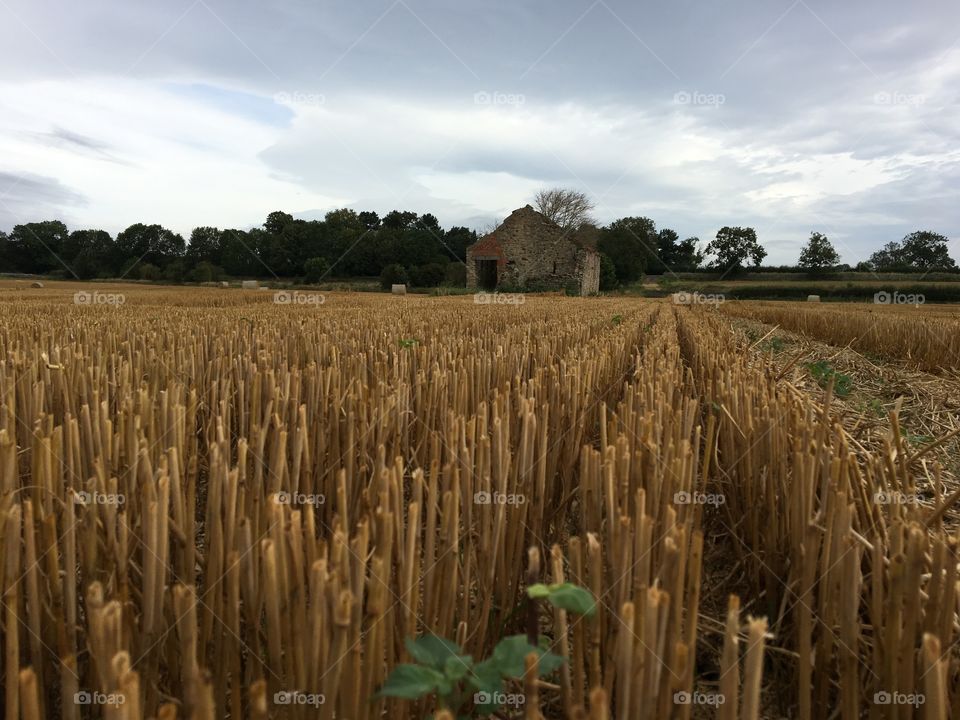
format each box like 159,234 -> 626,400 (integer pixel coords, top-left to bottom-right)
465,205 -> 601,295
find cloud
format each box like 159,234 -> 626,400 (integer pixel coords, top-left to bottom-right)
27,126 -> 133,165
0,77 -> 340,236
0,0 -> 957,263
0,170 -> 86,230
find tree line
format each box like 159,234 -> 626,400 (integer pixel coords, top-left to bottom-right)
0,210 -> 479,285
0,194 -> 954,287
0,205 -> 705,287
535,189 -> 957,284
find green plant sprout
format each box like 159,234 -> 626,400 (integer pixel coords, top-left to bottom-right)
378,582 -> 595,718
804,359 -> 853,397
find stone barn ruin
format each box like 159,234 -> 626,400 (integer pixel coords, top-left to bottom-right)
465,205 -> 601,295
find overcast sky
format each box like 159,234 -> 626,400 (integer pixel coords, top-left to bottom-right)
0,0 -> 957,264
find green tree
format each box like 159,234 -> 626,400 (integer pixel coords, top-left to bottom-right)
314,209 -> 366,275
325,209 -> 363,232
8,220 -> 70,274
303,256 -> 330,283
598,217 -> 657,284
162,260 -> 187,282
382,211 -> 418,230
444,263 -> 467,286
137,263 -> 161,281
380,263 -> 408,289
900,231 -> 955,269
358,211 -> 380,229
798,232 -> 840,274
706,226 -> 766,274
866,241 -> 902,271
409,262 -> 447,287
0,231 -> 9,270
63,229 -> 115,278
598,252 -> 618,290
443,226 -> 476,262
868,231 -> 956,271
416,213 -> 441,233
114,223 -> 185,272
254,225 -> 298,276
190,261 -> 222,283
674,236 -> 704,271
186,227 -> 223,266
656,230 -> 704,272
218,229 -> 261,277
264,210 -> 294,235
655,228 -> 679,272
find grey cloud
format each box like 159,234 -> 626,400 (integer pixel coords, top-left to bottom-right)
0,0 -> 957,263
0,171 -> 86,231
28,127 -> 133,165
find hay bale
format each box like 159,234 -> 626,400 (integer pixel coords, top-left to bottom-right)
807,295 -> 821,302
30,281 -> 44,288
220,281 -> 230,288
241,280 -> 259,290
392,284 -> 407,295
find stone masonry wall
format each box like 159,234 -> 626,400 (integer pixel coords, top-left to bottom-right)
577,249 -> 600,295
466,206 -> 599,293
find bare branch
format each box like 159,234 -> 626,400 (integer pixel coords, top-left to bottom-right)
533,188 -> 596,232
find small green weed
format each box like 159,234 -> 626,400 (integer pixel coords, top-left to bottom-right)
804,359 -> 853,397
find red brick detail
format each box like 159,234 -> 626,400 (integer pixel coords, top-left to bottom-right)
468,235 -> 507,268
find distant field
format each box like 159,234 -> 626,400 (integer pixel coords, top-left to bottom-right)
639,275 -> 960,301
649,270 -> 960,283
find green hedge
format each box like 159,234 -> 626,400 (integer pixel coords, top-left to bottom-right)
648,283 -> 960,302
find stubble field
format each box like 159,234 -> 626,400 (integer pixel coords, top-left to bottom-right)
0,283 -> 958,719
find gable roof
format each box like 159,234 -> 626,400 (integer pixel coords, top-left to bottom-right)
467,205 -> 599,254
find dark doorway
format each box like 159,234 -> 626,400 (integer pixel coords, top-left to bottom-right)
476,259 -> 497,290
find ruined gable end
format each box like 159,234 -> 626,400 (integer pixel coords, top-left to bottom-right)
465,205 -> 600,295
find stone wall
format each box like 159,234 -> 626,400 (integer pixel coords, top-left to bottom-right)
577,249 -> 600,295
466,206 -> 600,294
464,234 -> 505,289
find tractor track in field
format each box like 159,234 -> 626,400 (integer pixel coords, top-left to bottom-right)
669,305 -> 796,720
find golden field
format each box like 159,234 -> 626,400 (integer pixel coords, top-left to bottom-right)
0,283 -> 958,719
